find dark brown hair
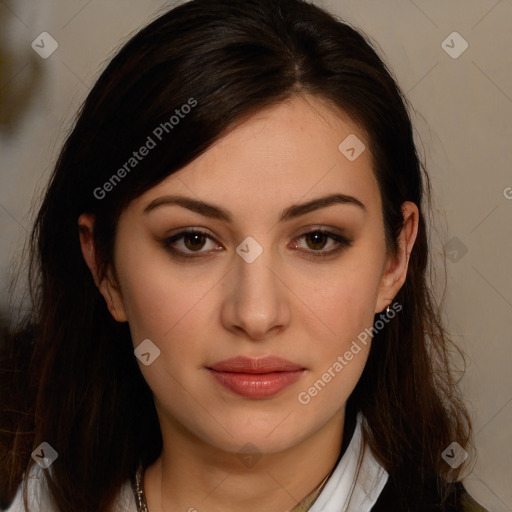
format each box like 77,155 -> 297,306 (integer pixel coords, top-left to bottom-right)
1,0 -> 471,510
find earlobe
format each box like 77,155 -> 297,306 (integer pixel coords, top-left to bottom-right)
78,213 -> 128,322
375,201 -> 419,313
99,274 -> 128,323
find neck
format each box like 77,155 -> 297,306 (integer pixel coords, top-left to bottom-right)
143,409 -> 345,512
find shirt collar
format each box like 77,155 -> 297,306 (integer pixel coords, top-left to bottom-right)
308,412 -> 389,512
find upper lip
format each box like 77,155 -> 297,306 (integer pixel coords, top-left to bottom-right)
208,356 -> 304,373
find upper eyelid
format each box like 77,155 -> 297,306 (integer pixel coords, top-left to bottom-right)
167,224 -> 347,237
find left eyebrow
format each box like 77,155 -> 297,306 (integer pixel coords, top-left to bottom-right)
143,192 -> 366,222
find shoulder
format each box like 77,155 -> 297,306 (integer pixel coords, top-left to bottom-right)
372,478 -> 489,512
2,464 -> 137,512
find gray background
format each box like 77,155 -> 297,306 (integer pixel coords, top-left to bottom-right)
1,1 -> 511,510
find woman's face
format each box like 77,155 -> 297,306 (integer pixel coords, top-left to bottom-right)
90,94 -> 415,456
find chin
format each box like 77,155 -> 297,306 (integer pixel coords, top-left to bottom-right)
195,414 -> 315,456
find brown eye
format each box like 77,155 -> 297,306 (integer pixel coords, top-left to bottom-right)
183,232 -> 207,251
293,230 -> 353,258
304,232 -> 329,250
162,230 -> 219,259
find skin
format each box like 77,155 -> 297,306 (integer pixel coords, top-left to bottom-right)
79,93 -> 418,512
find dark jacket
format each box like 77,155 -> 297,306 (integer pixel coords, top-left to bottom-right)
372,478 -> 488,511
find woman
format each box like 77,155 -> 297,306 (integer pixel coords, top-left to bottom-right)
0,0 -> 488,510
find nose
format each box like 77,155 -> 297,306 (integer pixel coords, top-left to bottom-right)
220,241 -> 290,341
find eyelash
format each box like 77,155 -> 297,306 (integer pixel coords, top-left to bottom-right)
161,229 -> 353,261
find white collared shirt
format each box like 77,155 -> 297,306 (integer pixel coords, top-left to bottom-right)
4,413 -> 388,512
308,413 -> 389,512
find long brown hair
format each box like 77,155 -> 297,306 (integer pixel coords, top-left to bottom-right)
0,0 -> 471,510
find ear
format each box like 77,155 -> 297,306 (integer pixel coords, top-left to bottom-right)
78,213 -> 128,322
375,201 -> 419,313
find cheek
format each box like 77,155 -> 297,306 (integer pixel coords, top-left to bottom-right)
113,236 -> 208,351
296,283 -> 375,414
307,249 -> 385,339
296,244 -> 385,400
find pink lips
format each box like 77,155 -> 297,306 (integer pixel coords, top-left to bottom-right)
207,356 -> 305,399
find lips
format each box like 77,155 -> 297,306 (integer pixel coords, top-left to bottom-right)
209,356 -> 304,373
207,356 -> 305,398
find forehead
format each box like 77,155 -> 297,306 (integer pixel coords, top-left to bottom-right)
131,94 -> 381,218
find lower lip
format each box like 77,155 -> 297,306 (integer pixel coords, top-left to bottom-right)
208,369 -> 304,398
